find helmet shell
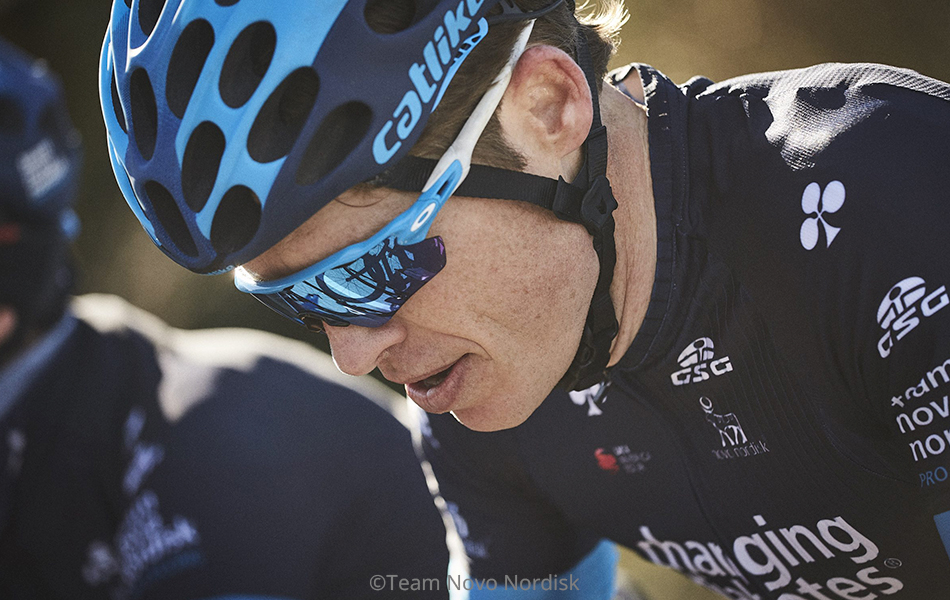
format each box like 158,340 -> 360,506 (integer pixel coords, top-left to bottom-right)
101,0 -> 500,273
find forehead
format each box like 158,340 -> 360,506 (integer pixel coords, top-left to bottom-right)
243,185 -> 417,281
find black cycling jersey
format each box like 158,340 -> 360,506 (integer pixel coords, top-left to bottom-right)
422,63 -> 950,599
0,294 -> 448,600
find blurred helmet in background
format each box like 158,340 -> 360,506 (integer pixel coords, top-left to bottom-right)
0,36 -> 81,337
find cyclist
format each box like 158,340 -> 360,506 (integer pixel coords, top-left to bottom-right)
1,37 -> 448,599
101,0 -> 950,597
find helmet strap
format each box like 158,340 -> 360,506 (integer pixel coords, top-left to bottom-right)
375,5 -> 620,391
552,23 -> 618,391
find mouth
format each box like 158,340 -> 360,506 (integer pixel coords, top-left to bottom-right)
419,365 -> 453,389
404,356 -> 468,413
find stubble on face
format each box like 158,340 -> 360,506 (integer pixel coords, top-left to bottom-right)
244,186 -> 598,432
389,195 -> 598,431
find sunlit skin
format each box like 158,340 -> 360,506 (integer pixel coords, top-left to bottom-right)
245,46 -> 656,431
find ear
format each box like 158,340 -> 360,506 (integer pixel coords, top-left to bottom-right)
498,45 -> 593,179
0,306 -> 18,348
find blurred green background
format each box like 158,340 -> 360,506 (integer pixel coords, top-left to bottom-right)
2,1 -> 948,598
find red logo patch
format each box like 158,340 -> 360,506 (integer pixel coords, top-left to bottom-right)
595,448 -> 619,473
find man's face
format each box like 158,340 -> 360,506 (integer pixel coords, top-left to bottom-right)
245,185 -> 598,431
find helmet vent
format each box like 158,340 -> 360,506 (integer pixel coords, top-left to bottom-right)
365,0 -> 417,34
138,0 -> 168,38
166,19 -> 215,119
295,102 -> 372,187
247,67 -> 319,163
181,121 -> 225,212
219,22 -> 276,109
211,185 -> 260,255
110,71 -> 128,133
130,68 -> 158,160
0,96 -> 24,136
214,0 -> 240,5
145,180 -> 198,257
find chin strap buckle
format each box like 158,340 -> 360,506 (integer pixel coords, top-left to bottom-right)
580,175 -> 618,239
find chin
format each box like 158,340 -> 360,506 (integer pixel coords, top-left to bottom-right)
449,395 -> 542,432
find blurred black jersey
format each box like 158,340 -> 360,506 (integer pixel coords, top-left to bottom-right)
0,294 -> 448,599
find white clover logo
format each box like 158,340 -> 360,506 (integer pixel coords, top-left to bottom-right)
569,380 -> 610,416
800,181 -> 846,250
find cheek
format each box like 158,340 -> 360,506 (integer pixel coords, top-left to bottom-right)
449,234 -> 599,430
429,201 -> 598,350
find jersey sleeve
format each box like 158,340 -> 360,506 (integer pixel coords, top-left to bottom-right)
419,409 -> 604,586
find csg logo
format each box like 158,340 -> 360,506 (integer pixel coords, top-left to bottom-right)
671,337 -> 734,386
877,277 -> 949,358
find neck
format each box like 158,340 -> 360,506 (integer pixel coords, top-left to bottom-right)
599,82 -> 656,367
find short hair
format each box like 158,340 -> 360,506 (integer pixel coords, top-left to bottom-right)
368,0 -> 628,172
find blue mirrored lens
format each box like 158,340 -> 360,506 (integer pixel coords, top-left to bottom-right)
253,236 -> 446,328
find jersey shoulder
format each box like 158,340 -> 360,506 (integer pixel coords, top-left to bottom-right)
677,64 -> 950,423
71,293 -> 404,426
62,295 -> 447,599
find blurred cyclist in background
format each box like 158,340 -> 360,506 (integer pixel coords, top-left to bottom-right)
0,37 -> 449,599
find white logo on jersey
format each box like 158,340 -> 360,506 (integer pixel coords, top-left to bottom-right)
569,380 -> 610,416
123,407 -> 146,451
121,407 -> 164,496
876,277 -> 949,358
700,397 -> 769,460
16,138 -> 70,201
701,396 -> 748,447
82,541 -> 119,586
671,338 -> 733,386
82,491 -> 200,590
635,515 -> 903,597
800,181 -> 845,250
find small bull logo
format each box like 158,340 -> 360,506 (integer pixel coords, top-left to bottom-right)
700,396 -> 747,448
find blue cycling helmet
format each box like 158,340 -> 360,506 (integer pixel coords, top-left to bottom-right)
100,0 -> 524,274
0,37 -> 81,237
102,0 -> 621,390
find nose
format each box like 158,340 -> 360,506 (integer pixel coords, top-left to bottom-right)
324,320 -> 407,376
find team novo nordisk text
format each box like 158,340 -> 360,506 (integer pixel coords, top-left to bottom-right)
368,573 -> 581,592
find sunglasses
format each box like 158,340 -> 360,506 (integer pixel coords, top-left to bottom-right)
234,19 -> 536,332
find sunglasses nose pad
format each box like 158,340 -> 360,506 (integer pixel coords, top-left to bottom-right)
299,313 -> 326,333
300,312 -> 350,332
